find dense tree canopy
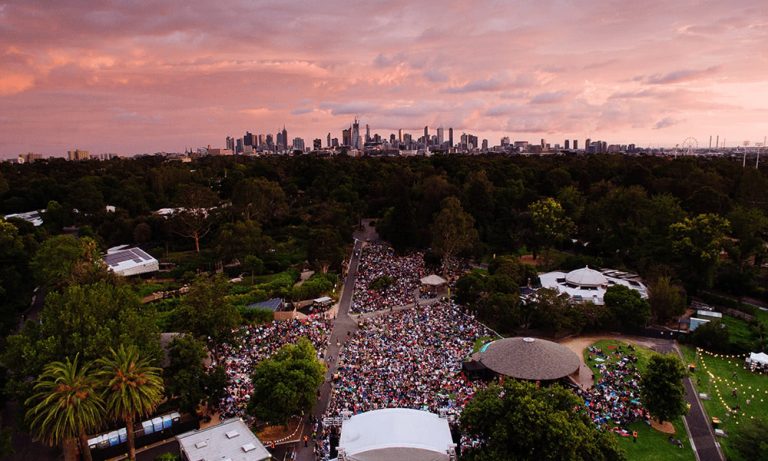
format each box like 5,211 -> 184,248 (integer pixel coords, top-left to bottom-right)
461,380 -> 625,461
640,354 -> 688,424
248,338 -> 324,425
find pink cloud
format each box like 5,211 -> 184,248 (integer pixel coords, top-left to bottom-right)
0,0 -> 766,156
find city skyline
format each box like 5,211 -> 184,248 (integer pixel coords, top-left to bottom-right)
1,0 -> 767,158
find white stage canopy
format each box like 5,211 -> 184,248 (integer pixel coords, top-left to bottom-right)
747,352 -> 768,366
337,408 -> 454,461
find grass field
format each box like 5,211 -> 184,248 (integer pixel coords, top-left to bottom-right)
584,339 -> 695,461
681,345 -> 768,461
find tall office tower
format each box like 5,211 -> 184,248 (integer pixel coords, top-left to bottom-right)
601,141 -> 607,153
403,133 -> 413,145
448,128 -> 453,148
398,129 -> 403,143
342,128 -> 351,146
236,138 -> 244,154
331,138 -> 339,148
390,133 -> 396,144
351,119 -> 360,149
585,138 -> 591,151
365,124 -> 371,143
67,149 -> 90,161
226,136 -> 235,151
437,127 -> 444,145
244,131 -> 255,147
266,134 -> 274,150
327,133 -> 331,148
281,126 -> 288,150
482,139 -> 488,151
540,138 -> 546,148
501,136 -> 510,146
313,139 -> 322,150
292,137 -> 305,151
424,126 -> 429,145
258,134 -> 265,147
564,139 -> 570,150
573,139 -> 578,150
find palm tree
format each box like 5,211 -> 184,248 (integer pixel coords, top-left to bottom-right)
96,345 -> 164,461
25,355 -> 104,461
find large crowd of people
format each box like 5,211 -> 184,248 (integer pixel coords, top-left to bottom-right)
216,318 -> 333,420
312,301 -> 491,459
351,242 -> 425,314
577,345 -> 648,430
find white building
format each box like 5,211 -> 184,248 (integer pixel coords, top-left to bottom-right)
334,408 -> 455,461
177,418 -> 271,461
103,246 -> 159,277
3,210 -> 44,227
537,266 -> 647,306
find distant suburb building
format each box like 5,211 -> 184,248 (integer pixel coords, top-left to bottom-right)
176,418 -> 271,461
537,266 -> 647,305
103,246 -> 159,277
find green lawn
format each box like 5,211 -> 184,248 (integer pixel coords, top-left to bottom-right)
584,339 -> 695,461
681,345 -> 768,461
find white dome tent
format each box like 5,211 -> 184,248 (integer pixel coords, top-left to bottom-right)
333,408 -> 455,461
537,266 -> 647,305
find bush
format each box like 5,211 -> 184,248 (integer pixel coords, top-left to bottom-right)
369,275 -> 395,291
239,307 -> 274,324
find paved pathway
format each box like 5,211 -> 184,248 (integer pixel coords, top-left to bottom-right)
672,344 -> 725,461
294,224 -> 372,461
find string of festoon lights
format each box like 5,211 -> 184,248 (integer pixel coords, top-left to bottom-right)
695,348 -> 768,425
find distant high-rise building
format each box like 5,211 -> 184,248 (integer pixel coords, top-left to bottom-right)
585,138 -> 591,152
313,138 -> 322,150
226,136 -> 235,151
424,126 -> 429,145
403,133 -> 413,145
244,131 -> 255,147
540,138 -> 546,149
389,134 -> 396,144
437,127 -> 444,145
501,136 -> 510,146
327,133 -> 331,148
448,128 -> 453,148
266,134 -> 274,150
365,124 -> 370,143
67,149 -> 90,161
342,128 -> 351,146
351,119 -> 360,149
573,139 -> 578,150
281,126 -> 288,150
564,139 -> 570,150
398,129 -> 403,143
331,138 -> 339,148
236,139 -> 244,154
292,137 -> 305,151
482,139 -> 488,151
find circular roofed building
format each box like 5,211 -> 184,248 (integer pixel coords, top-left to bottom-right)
474,337 -> 580,381
537,266 -> 648,305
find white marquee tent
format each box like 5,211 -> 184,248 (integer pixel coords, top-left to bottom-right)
747,352 -> 768,366
335,408 -> 454,461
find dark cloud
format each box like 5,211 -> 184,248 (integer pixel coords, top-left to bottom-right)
642,66 -> 720,84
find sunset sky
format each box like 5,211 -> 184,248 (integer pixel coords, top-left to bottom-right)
1,0 -> 767,157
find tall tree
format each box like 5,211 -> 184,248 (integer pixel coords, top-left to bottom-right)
640,354 -> 687,424
178,275 -> 240,363
248,338 -> 324,426
604,285 -> 651,331
96,346 -> 164,461
648,276 -> 686,323
431,196 -> 478,274
461,380 -> 625,461
26,355 -> 104,461
669,213 -> 730,292
731,418 -> 768,461
231,178 -> 288,224
30,235 -> 104,288
164,335 -> 209,416
527,197 -> 574,260
172,184 -> 219,253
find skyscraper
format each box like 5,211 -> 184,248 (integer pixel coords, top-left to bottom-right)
573,139 -> 578,150
351,119 -> 360,149
365,124 -> 370,143
342,128 -> 351,146
327,132 -> 331,148
424,126 -> 429,145
398,129 -> 403,143
313,138 -> 322,150
226,136 -> 235,151
564,139 -> 570,150
448,128 -> 453,148
437,127 -> 444,146
281,126 -> 288,150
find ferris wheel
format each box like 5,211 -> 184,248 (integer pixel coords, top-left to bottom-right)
680,137 -> 698,156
